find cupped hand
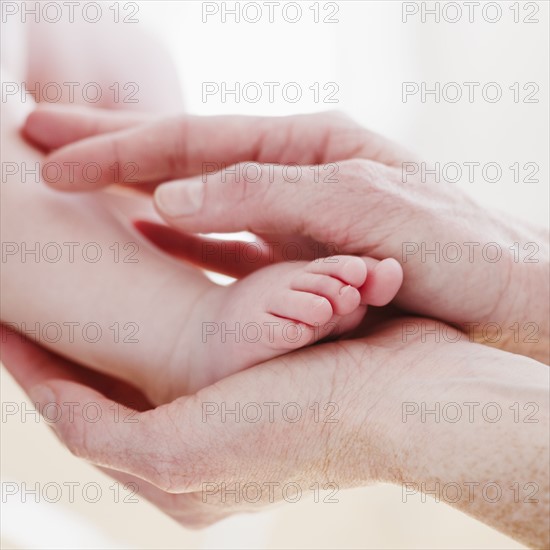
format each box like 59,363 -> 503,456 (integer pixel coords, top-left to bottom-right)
2,319 -> 547,547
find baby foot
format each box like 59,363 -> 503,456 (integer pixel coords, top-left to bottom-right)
180,256 -> 403,394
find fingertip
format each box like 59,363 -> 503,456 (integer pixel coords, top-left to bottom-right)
22,109 -> 52,150
23,104 -> 76,149
39,150 -> 73,190
40,147 -> 108,192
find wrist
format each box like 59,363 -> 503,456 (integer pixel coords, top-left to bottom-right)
466,212 -> 549,363
379,343 -> 549,548
490,256 -> 549,363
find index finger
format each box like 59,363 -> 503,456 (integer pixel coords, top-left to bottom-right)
25,107 -> 409,191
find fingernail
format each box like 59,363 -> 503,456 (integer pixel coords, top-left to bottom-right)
155,179 -> 204,217
28,384 -> 56,416
339,284 -> 352,295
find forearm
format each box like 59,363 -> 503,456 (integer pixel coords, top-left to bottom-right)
373,339 -> 549,548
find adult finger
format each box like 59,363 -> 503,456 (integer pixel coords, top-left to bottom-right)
23,104 -> 150,152
24,109 -> 409,191
133,220 -> 273,278
2,329 -> 228,527
0,332 -> 204,491
153,158 -> 389,251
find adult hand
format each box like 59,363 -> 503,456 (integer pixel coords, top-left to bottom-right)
23,107 -> 549,362
2,319 -> 548,547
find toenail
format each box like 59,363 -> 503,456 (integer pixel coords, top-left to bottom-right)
339,285 -> 352,295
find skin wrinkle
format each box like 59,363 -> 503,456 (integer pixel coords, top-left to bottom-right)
168,116 -> 190,178
313,120 -> 334,166
323,342 -> 380,483
145,412 -> 206,493
489,259 -> 550,363
317,352 -> 342,482
318,112 -> 374,164
250,116 -> 286,164
238,161 -> 260,206
192,384 -> 271,489
269,353 -> 331,483
358,351 -> 404,467
280,117 -> 301,165
323,354 -> 369,482
156,412 -> 195,493
116,408 -> 180,489
161,283 -> 215,399
106,130 -> 124,187
348,129 -> 384,164
318,201 -> 365,253
249,116 -> 270,164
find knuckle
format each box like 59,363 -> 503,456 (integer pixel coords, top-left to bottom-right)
225,161 -> 272,203
151,465 -> 186,493
163,115 -> 190,176
338,159 -> 389,195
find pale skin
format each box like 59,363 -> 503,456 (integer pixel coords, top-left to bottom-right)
24,106 -> 549,364
2,319 -> 548,548
2,90 -> 404,400
4,19 -> 406,398
3,21 -> 404,400
7,103 -> 549,546
1,18 -> 549,548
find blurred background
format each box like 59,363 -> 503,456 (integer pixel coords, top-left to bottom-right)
1,1 -> 548,548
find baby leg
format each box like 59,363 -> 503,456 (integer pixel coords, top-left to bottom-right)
1,83 -> 212,404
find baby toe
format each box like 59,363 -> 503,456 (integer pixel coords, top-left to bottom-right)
305,256 -> 368,287
291,272 -> 361,316
267,289 -> 334,327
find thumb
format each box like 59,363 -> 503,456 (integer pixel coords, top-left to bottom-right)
29,382 -> 162,480
153,159 -> 364,244
1,328 -> 205,493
